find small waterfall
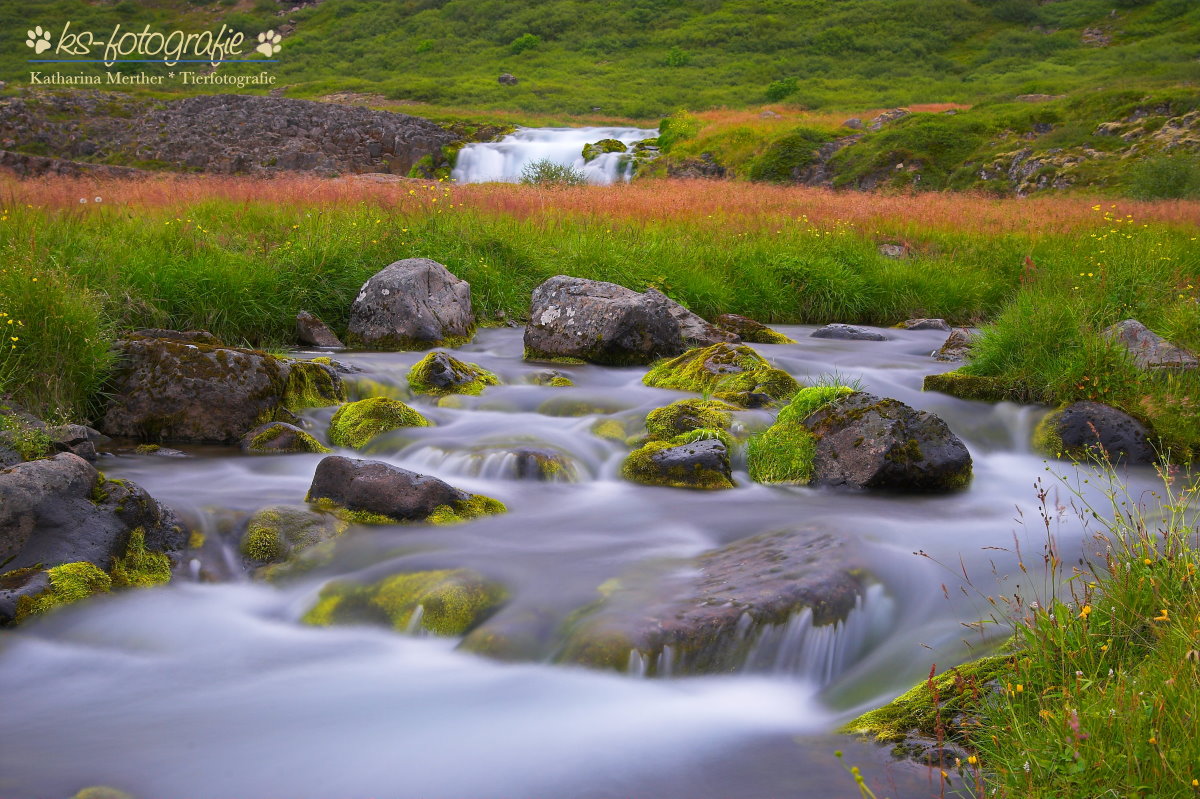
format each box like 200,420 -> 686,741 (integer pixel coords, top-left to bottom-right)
452,127 -> 658,185
407,444 -> 584,482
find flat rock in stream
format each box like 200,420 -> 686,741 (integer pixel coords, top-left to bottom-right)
523,275 -> 735,366
811,324 -> 887,341
556,529 -> 864,675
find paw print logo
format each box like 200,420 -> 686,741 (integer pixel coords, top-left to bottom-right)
25,26 -> 52,55
255,30 -> 282,58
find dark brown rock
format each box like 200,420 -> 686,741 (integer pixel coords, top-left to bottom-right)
306,455 -> 470,522
296,311 -> 344,348
1033,401 -> 1155,465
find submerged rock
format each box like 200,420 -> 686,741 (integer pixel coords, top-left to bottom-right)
327,396 -> 430,449
407,351 -> 499,396
296,310 -> 344,348
240,504 -> 347,565
712,313 -> 796,344
811,324 -> 887,341
523,275 -> 734,366
239,422 -> 330,455
1103,319 -> 1197,371
346,258 -> 475,350
528,369 -> 574,387
1032,401 -> 1155,464
99,332 -> 344,444
303,568 -> 507,636
642,343 -> 799,407
933,328 -> 976,362
306,455 -> 506,525
558,529 -> 864,675
0,453 -> 183,624
622,432 -> 734,490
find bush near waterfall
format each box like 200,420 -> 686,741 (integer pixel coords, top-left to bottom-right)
519,159 -> 589,187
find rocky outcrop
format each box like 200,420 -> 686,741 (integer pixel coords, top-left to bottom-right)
642,343 -> 799,407
868,109 -> 910,131
1103,319 -> 1197,371
99,331 -> 344,444
666,152 -> 726,179
811,324 -> 887,341
0,149 -> 145,179
0,91 -> 457,176
712,313 -> 795,344
523,276 -> 732,366
406,352 -> 499,396
296,311 -> 344,348
0,453 -> 184,624
346,259 -> 475,350
1033,401 -> 1156,464
557,529 -> 865,675
306,455 -> 505,525
644,398 -> 736,441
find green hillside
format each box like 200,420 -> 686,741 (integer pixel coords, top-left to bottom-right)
2,0 -> 1199,116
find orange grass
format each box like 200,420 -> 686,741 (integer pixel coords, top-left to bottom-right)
6,174 -> 1199,235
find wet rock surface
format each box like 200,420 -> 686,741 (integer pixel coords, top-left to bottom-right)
347,259 -> 475,350
306,455 -> 470,523
1033,401 -> 1155,464
811,324 -> 887,341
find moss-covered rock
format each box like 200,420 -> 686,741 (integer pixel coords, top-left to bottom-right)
240,505 -> 348,565
642,343 -> 799,407
302,568 -> 507,636
327,397 -> 431,449
922,370 -> 1017,402
240,422 -> 330,454
528,369 -> 574,387
407,351 -> 499,396
747,386 -> 853,484
282,360 -> 345,411
582,138 -> 628,162
426,494 -> 509,525
14,561 -> 112,622
109,527 -> 173,588
71,787 -> 136,799
645,398 -> 736,441
537,395 -> 631,417
712,314 -> 796,344
622,430 -> 734,490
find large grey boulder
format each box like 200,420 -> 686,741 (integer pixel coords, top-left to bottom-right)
523,276 -> 734,366
1103,319 -> 1197,371
345,259 -> 474,350
556,529 -> 865,675
805,392 -> 972,491
1033,401 -> 1155,464
99,331 -> 343,444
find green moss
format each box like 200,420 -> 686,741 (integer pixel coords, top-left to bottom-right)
923,370 -> 1017,402
0,566 -> 40,589
134,444 -> 161,454
14,562 -> 112,621
777,385 -> 855,425
426,494 -> 508,525
308,496 -> 404,526
1032,407 -> 1075,460
538,396 -> 630,417
241,524 -> 285,562
741,326 -> 795,345
346,377 -> 409,401
582,138 -> 628,162
621,431 -> 734,490
746,386 -> 853,484
246,423 -> 331,454
72,788 -> 136,799
188,530 -> 206,549
283,360 -> 345,411
0,413 -> 53,461
642,343 -> 800,407
548,376 -> 574,387
523,349 -> 587,365
591,418 -> 628,441
109,527 -> 172,588
645,398 -> 736,441
842,655 -> 1010,746
327,397 -> 431,449
406,352 -> 500,396
302,569 -> 507,636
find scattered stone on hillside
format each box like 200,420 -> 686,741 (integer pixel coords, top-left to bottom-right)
0,453 -> 184,624
712,313 -> 796,344
811,324 -> 888,341
622,433 -> 734,490
760,110 -> 782,119
557,529 -> 864,675
933,328 -> 977,362
306,455 -> 505,525
877,243 -> 909,259
0,92 -> 458,176
327,397 -> 430,450
303,568 -> 507,636
978,147 -> 1094,195
794,134 -> 862,187
642,343 -> 800,407
1082,27 -> 1111,47
0,149 -> 146,179
498,73 -> 519,86
99,332 -> 344,444
240,422 -> 330,455
902,318 -> 951,332
666,152 -> 726,179
346,258 -> 475,350
1103,319 -> 1198,371
240,504 -> 347,566
523,275 -> 730,366
868,109 -> 910,131
1033,401 -> 1156,464
296,311 -> 344,348
1016,94 -> 1064,103
843,118 -> 864,130
407,352 -> 499,396
581,138 -> 627,162
803,392 -> 972,492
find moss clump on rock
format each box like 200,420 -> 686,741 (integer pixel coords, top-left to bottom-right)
622,429 -> 734,490
241,505 -> 349,564
923,370 -> 1020,402
327,397 -> 431,449
747,386 -> 854,484
582,139 -> 628,162
842,655 -> 1010,748
643,343 -> 800,407
591,418 -> 628,441
245,423 -> 330,454
72,788 -> 136,799
109,527 -> 173,588
302,569 -> 507,636
406,352 -> 500,396
427,494 -> 509,526
644,398 -> 736,441
282,360 -> 345,411
307,496 -> 407,526
14,561 -> 112,621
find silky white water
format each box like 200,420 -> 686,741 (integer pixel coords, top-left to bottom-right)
451,126 -> 658,184
0,325 -> 1165,799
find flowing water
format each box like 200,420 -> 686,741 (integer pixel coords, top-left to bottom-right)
451,127 -> 658,185
0,326 -> 1164,799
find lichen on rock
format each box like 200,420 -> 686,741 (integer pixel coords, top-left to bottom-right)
327,397 -> 431,449
642,343 -> 800,407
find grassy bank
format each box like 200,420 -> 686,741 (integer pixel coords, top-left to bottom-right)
0,175 -> 1197,451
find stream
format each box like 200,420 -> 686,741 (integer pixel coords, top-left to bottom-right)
0,325 -> 1164,799
451,127 -> 658,184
